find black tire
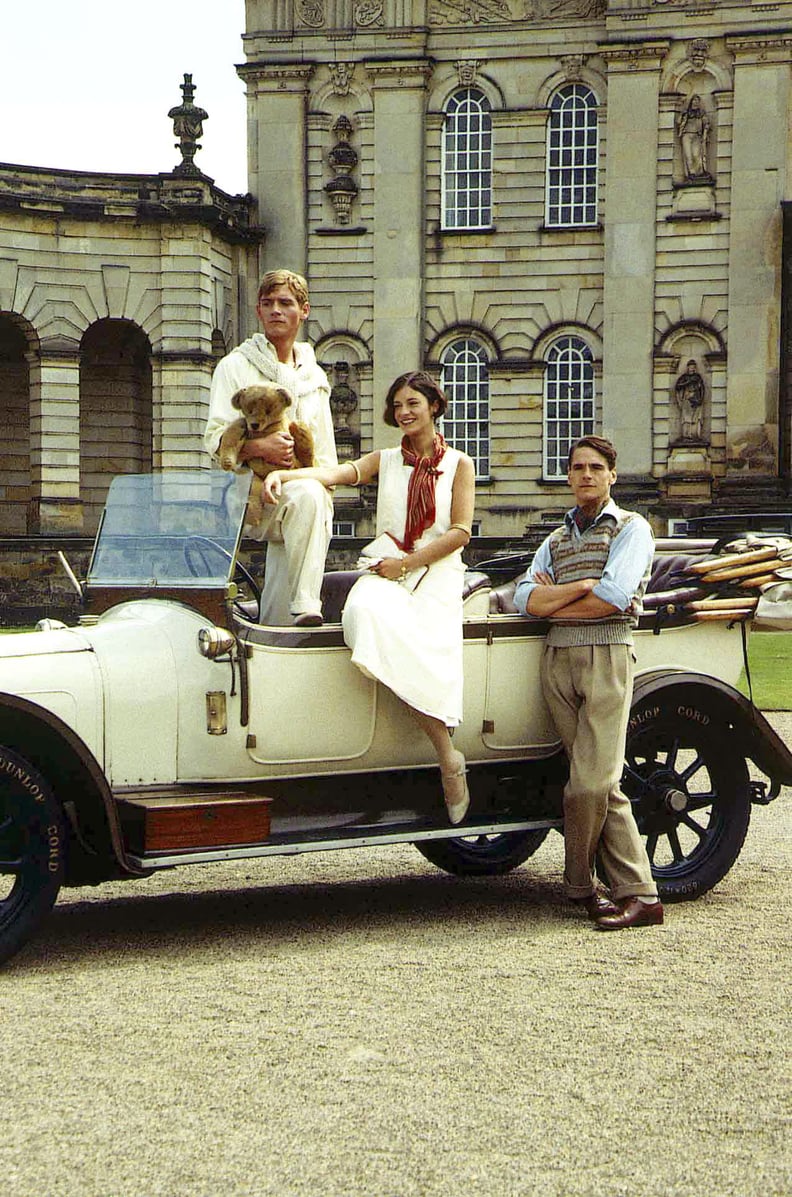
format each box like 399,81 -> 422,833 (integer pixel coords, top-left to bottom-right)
415,828 -> 549,877
0,746 -> 66,965
623,702 -> 751,903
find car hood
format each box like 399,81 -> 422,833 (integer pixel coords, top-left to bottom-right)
0,628 -> 92,659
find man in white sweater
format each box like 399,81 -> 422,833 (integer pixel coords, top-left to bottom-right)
205,269 -> 338,626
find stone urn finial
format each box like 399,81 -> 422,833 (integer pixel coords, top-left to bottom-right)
168,73 -> 209,177
324,115 -> 359,225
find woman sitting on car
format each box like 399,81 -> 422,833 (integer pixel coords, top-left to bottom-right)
263,370 -> 475,826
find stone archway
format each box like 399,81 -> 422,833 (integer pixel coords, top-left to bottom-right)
80,319 -> 153,531
0,314 -> 35,533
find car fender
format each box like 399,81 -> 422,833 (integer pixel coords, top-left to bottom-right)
630,669 -> 792,798
0,693 -> 143,882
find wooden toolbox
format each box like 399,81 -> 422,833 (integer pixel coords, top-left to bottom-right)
117,792 -> 272,854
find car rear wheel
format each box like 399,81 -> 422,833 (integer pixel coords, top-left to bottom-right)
415,828 -> 549,877
0,747 -> 65,965
623,703 -> 751,903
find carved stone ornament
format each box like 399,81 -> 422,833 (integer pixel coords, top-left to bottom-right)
456,60 -> 481,88
430,0 -> 511,25
324,115 -> 359,226
329,63 -> 355,97
688,39 -> 710,70
560,54 -> 586,81
298,0 -> 325,28
168,74 -> 209,178
354,1 -> 385,25
329,361 -> 359,433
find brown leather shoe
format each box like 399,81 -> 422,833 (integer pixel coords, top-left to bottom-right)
572,893 -> 620,920
595,897 -> 664,931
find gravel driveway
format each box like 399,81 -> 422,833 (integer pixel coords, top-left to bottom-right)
2,716 -> 790,1197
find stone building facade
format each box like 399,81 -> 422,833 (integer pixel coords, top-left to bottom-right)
240,0 -> 792,535
0,159 -> 261,535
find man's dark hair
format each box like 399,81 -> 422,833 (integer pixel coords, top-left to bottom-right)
567,435 -> 617,471
383,371 -> 448,428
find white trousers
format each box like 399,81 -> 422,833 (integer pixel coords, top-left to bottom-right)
250,478 -> 333,625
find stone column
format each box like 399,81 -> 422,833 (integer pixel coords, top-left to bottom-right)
367,60 -> 433,438
600,42 -> 668,476
156,226 -> 216,469
30,338 -> 83,533
238,62 -> 314,274
724,35 -> 792,476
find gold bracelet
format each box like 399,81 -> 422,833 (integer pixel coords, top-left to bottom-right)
399,562 -> 408,580
348,461 -> 361,485
450,522 -> 472,539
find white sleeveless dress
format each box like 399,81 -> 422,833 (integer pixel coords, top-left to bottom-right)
341,446 -> 466,727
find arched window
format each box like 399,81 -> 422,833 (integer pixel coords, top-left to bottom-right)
439,338 -> 490,477
544,336 -> 595,478
442,89 -> 493,230
545,84 -> 598,228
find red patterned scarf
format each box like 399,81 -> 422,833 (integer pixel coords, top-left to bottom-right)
400,433 -> 447,552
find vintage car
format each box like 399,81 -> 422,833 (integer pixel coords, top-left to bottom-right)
1,470 -> 791,964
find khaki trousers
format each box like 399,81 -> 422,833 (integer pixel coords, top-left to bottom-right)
541,643 -> 657,901
252,478 -> 333,625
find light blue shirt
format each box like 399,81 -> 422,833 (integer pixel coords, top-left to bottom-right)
513,500 -> 655,616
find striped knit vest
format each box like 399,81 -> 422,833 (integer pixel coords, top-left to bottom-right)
546,508 -> 651,647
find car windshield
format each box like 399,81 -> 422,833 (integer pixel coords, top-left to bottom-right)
86,471 -> 253,588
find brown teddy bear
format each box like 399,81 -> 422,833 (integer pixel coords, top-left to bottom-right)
218,384 -> 315,524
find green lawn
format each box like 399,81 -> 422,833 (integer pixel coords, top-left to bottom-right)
739,631 -> 792,710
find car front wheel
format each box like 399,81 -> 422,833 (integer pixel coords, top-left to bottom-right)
0,747 -> 65,965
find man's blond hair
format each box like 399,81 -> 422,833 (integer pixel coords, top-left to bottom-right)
257,269 -> 309,306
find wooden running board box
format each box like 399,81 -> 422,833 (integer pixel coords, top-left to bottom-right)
117,793 -> 272,854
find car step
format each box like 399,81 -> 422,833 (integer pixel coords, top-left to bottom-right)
117,792 -> 272,855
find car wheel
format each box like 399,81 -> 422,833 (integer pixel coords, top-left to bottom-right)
0,747 -> 66,965
415,828 -> 549,877
623,703 -> 751,903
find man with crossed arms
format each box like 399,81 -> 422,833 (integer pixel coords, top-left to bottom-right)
515,435 -> 664,930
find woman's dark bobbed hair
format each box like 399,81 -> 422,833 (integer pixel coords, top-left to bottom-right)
383,371 -> 448,428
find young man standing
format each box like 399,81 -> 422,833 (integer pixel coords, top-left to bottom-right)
514,436 -> 664,930
205,269 -> 337,626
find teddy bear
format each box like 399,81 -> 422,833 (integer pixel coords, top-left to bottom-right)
218,384 -> 315,525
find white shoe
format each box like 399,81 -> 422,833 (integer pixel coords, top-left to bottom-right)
441,751 -> 470,826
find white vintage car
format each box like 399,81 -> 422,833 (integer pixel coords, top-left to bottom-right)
1,470 -> 790,964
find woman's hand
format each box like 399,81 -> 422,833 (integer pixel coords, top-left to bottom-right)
262,471 -> 284,505
369,556 -> 406,582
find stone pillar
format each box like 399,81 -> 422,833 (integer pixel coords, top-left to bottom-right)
367,60 -> 433,437
238,62 -> 314,274
600,42 -> 668,476
29,338 -> 83,533
724,35 -> 792,476
156,227 -> 216,469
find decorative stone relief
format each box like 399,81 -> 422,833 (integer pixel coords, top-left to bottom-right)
430,0 -> 604,20
456,61 -> 481,88
354,1 -> 385,25
324,116 -> 359,226
329,63 -> 355,96
560,54 -> 586,82
687,39 -> 709,70
727,428 -> 776,473
298,0 -> 326,27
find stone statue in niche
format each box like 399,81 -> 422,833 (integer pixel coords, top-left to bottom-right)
674,359 -> 707,443
677,95 -> 713,183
